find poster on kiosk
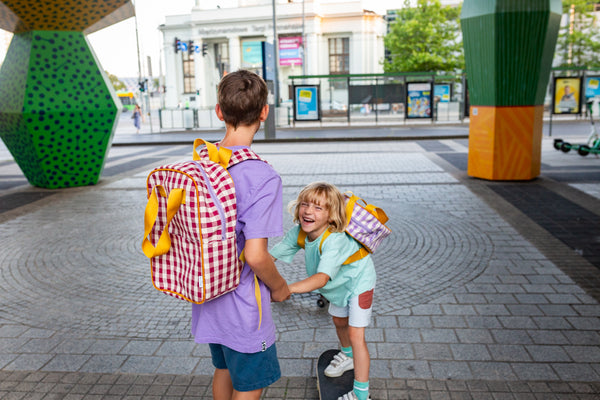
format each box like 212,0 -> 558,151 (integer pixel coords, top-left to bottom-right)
553,77 -> 582,114
294,85 -> 320,121
406,82 -> 433,118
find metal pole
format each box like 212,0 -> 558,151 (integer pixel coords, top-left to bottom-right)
549,71 -> 553,137
272,0 -> 280,107
133,0 -> 142,83
302,0 -> 306,78
133,0 -> 148,134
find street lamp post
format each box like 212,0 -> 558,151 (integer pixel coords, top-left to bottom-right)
302,0 -> 306,77
272,0 -> 280,107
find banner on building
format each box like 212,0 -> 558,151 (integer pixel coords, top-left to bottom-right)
553,77 -> 581,114
242,40 -> 263,67
294,85 -> 320,121
406,82 -> 433,119
279,36 -> 303,66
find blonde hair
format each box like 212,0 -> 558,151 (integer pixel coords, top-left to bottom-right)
289,182 -> 347,233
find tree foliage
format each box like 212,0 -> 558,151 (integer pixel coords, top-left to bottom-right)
555,0 -> 600,68
106,71 -> 127,92
384,0 -> 464,73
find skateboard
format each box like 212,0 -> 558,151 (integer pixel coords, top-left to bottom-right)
317,349 -> 354,400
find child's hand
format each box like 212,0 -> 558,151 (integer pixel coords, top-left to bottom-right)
288,282 -> 300,294
271,284 -> 291,302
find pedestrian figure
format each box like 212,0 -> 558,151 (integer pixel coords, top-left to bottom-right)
132,104 -> 142,134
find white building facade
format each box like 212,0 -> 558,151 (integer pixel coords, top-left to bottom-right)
159,0 -> 387,111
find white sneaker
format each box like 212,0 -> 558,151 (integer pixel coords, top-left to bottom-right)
324,351 -> 354,377
337,390 -> 371,400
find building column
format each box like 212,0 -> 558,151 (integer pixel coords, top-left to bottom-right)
193,38 -> 207,108
305,32 -> 318,76
461,0 -> 561,180
228,36 -> 241,73
163,38 -> 180,109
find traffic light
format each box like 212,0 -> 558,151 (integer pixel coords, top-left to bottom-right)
174,37 -> 180,53
138,79 -> 147,92
188,40 -> 195,54
202,43 -> 208,57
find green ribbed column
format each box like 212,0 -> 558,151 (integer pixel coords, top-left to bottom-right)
461,0 -> 561,180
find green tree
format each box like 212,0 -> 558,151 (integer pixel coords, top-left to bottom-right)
106,71 -> 127,91
384,0 -> 464,73
555,0 -> 600,68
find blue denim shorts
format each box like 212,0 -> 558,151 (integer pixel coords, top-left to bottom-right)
209,343 -> 281,392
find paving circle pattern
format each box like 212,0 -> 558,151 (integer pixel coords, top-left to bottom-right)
0,187 -> 492,339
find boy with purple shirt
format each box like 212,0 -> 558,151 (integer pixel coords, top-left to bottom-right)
191,70 -> 290,400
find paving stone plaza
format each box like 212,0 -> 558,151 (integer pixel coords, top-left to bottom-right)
0,128 -> 599,399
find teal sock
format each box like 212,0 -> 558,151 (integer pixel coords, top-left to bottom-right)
341,345 -> 353,358
353,380 -> 369,400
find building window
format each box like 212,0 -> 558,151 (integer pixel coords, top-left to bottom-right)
182,51 -> 195,94
214,42 -> 230,78
328,37 -> 349,75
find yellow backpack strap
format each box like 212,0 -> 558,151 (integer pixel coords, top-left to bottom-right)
345,191 -> 389,225
300,228 -> 362,265
319,228 -> 367,265
193,138 -> 233,168
297,229 -> 307,249
239,249 -> 263,331
142,185 -> 185,258
253,273 -> 262,330
298,228 -> 331,254
342,246 -> 369,265
319,229 -> 331,253
345,193 -> 359,228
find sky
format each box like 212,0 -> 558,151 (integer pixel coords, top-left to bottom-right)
0,0 -> 410,79
87,0 -> 195,79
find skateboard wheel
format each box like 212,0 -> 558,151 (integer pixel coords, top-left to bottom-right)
317,298 -> 327,308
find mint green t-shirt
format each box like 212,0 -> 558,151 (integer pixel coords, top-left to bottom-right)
270,225 -> 376,307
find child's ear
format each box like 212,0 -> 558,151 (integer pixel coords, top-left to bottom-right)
259,104 -> 269,122
215,104 -> 224,121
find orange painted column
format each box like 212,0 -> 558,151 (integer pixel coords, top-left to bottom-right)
468,106 -> 544,181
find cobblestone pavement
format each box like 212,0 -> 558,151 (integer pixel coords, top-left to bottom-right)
0,131 -> 599,399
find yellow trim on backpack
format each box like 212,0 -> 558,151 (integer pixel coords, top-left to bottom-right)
193,138 -> 233,168
142,185 -> 186,258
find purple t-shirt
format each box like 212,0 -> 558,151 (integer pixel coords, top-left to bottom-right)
190,147 -> 283,353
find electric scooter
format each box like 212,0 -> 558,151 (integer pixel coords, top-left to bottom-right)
554,99 -> 600,156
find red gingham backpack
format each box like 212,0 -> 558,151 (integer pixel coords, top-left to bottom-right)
142,139 -> 266,304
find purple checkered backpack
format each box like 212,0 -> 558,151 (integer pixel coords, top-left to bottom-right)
142,139 -> 265,304
297,192 -> 391,264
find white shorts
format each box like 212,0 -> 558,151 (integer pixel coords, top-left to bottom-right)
328,289 -> 374,328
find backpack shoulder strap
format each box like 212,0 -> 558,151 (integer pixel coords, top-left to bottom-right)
297,229 -> 331,253
228,147 -> 266,168
297,229 -> 307,248
297,228 -> 369,266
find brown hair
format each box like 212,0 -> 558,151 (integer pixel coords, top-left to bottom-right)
217,69 -> 268,129
289,182 -> 347,233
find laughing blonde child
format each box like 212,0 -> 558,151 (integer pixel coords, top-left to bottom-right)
271,182 -> 375,400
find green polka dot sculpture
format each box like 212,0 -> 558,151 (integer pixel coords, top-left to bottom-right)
0,0 -> 134,188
